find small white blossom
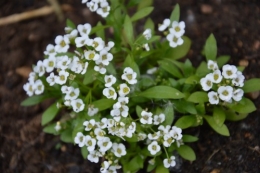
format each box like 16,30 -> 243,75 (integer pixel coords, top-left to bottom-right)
207,60 -> 218,71
56,55 -> 71,70
85,50 -> 100,61
88,150 -> 101,163
166,33 -> 184,48
34,79 -> 44,95
88,37 -> 105,51
64,87 -> 80,100
118,83 -> 130,96
96,118 -> 108,129
147,67 -> 158,74
23,81 -> 35,96
77,23 -> 92,36
71,98 -> 85,112
96,49 -> 113,65
85,135 -> 97,152
65,29 -> 78,39
100,161 -> 110,173
222,64 -> 238,79
171,126 -> 182,140
44,44 -> 56,56
218,86 -> 233,101
143,43 -> 150,51
70,56 -> 88,74
233,88 -> 244,101
163,135 -> 174,147
169,21 -> 185,38
232,71 -> 245,87
153,113 -> 165,125
148,141 -> 161,155
148,131 -> 161,140
121,67 -> 137,85
74,132 -> 86,147
54,35 -> 70,53
83,119 -> 96,131
140,110 -> 153,124
112,143 -> 127,158
87,1 -> 98,12
143,29 -> 152,40
200,74 -> 213,91
97,1 -> 110,18
158,18 -> 170,31
208,91 -> 219,105
104,41 -> 115,51
33,60 -> 45,77
94,128 -> 106,140
209,70 -> 223,83
103,87 -> 117,100
163,156 -> 176,168
55,122 -> 61,132
94,62 -> 107,74
75,36 -> 88,48
104,75 -> 116,87
97,137 -> 112,153
55,70 -> 69,85
28,72 -> 37,83
88,105 -> 99,116
43,55 -> 56,73
138,133 -> 147,141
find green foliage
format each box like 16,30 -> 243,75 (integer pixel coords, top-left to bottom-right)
123,15 -> 134,45
187,91 -> 208,103
21,95 -> 48,106
242,78 -> 260,93
137,86 -> 184,99
203,115 -> 230,136
42,102 -> 59,126
176,145 -> 196,161
131,7 -> 154,22
174,115 -> 196,129
170,4 -> 180,22
205,34 -> 217,61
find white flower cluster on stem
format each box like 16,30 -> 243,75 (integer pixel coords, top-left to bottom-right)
81,0 -> 111,18
200,60 -> 245,104
158,18 -> 185,48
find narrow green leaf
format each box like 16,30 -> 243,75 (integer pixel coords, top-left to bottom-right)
144,18 -> 155,33
196,61 -> 210,77
217,55 -> 230,68
127,0 -> 141,7
162,102 -> 174,126
176,145 -> 196,161
92,99 -> 116,111
66,19 -> 76,29
138,86 -> 184,99
137,0 -> 153,10
83,68 -> 96,85
213,106 -> 226,126
183,59 -> 194,77
174,115 -> 196,129
158,60 -> 183,78
185,75 -> 200,84
21,95 -> 48,106
172,99 -> 197,114
182,135 -> 199,143
187,92 -> 208,103
123,15 -> 134,45
242,78 -> 260,93
226,98 -> 256,114
170,4 -> 180,22
205,34 -> 217,61
60,128 -> 73,143
136,105 -> 143,118
203,115 -> 230,136
123,55 -> 140,77
155,164 -> 169,173
42,103 -> 59,126
95,22 -> 105,39
224,109 -> 248,121
125,154 -> 144,172
81,146 -> 89,159
43,123 -> 56,134
131,7 -> 154,22
90,25 -> 109,35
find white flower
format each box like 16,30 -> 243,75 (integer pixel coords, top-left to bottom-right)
74,132 -> 86,147
148,131 -> 161,140
94,62 -> 107,74
23,81 -> 35,96
88,105 -> 99,116
87,1 -> 98,12
104,75 -> 116,87
140,110 -> 153,124
200,74 -> 213,91
163,135 -> 174,147
83,119 -> 96,131
143,29 -> 152,40
97,137 -> 112,153
70,56 -> 88,74
143,43 -> 150,51
147,67 -> 158,74
54,35 -> 70,53
28,72 -> 37,83
33,60 -> 45,77
233,88 -> 244,101
75,36 -> 88,48
158,125 -> 171,134
118,83 -> 130,96
112,143 -> 127,157
88,150 -> 101,163
208,91 -> 219,105
43,55 -> 56,73
153,113 -> 165,125
103,87 -> 117,100
88,37 -> 105,51
207,60 -> 218,71
84,50 -> 100,61
94,128 -> 106,140
121,67 -> 137,85
96,118 -> 108,129
34,79 -> 44,95
222,64 -> 238,79
218,86 -> 233,101
97,1 -> 110,18
171,126 -> 182,140
100,161 -> 110,173
44,44 -> 56,56
138,133 -> 147,141
55,70 -> 69,85
232,71 -> 245,87
55,122 -> 61,132
104,41 -> 115,51
71,98 -> 85,112
65,29 -> 78,39
96,49 -> 113,65
64,87 -> 80,100
158,18 -> 170,31
56,55 -> 71,70
77,23 -> 92,36
209,70 -> 223,83
163,156 -> 176,168
148,141 -> 161,155
166,33 -> 184,48
169,21 -> 185,38
85,135 -> 96,152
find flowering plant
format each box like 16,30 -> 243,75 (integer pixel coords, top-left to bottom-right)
21,1 -> 260,172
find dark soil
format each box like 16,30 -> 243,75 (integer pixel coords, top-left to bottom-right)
0,0 -> 259,173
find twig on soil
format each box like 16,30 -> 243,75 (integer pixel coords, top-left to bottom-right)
0,4 -> 72,26
47,0 -> 64,22
207,149 -> 220,162
247,146 -> 260,155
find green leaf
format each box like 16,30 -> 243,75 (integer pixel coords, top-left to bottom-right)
136,105 -> 143,118
127,0 -> 141,7
224,109 -> 248,121
81,146 -> 89,159
158,60 -> 183,78
172,99 -> 197,114
226,98 -> 256,114
123,55 -> 140,77
170,4 -> 180,22
107,63 -> 117,75
147,163 -> 157,172
144,18 -> 155,32
217,55 -> 230,68
162,102 -> 174,126
66,19 -> 76,29
183,59 -> 194,77
187,92 -> 208,103
182,135 -> 199,143
124,154 -> 144,172
42,103 -> 59,126
123,15 -> 134,45
90,25 -> 109,35
205,34 -> 217,61
203,115 -> 230,136
43,123 -> 56,134
185,75 -> 200,84
213,106 -> 225,126
242,78 -> 260,93
137,0 -> 153,10
165,36 -> 191,60
92,99 -> 116,111
137,86 -> 184,99
131,7 -> 154,22
21,95 -> 48,106
176,145 -> 196,161
60,128 -> 73,143
174,115 -> 196,129
196,61 -> 210,77
83,68 -> 96,85
95,22 -> 105,39
155,164 -> 169,173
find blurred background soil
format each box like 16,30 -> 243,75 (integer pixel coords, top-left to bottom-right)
0,0 -> 259,173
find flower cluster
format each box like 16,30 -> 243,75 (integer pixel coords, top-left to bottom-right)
159,19 -> 185,48
142,28 -> 152,51
200,60 -> 245,104
81,0 -> 111,18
